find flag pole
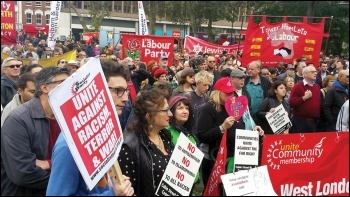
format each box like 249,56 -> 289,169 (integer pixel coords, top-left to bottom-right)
323,16 -> 333,55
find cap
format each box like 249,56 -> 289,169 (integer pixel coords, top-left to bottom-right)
169,96 -> 189,109
153,68 -> 167,78
160,56 -> 168,61
286,64 -> 295,70
230,69 -> 246,78
214,77 -> 236,94
67,60 -> 77,65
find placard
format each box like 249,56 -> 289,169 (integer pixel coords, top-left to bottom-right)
48,57 -> 123,190
265,104 -> 292,134
234,129 -> 259,172
225,95 -> 249,121
155,133 -> 204,196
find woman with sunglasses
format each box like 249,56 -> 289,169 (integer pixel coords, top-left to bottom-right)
56,59 -> 67,67
171,68 -> 195,96
118,86 -> 174,195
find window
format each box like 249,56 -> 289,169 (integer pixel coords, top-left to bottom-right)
132,1 -> 138,14
36,1 -> 42,7
36,13 -> 42,24
26,13 -> 32,24
26,1 -> 32,6
84,2 -> 89,9
124,1 -> 131,13
46,1 -> 50,7
114,2 -> 122,12
73,1 -> 82,9
46,14 -> 50,24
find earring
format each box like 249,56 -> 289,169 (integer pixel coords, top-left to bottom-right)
149,124 -> 153,129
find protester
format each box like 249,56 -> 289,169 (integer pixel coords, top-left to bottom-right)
289,65 -> 321,133
1,67 -> 70,195
1,73 -> 36,127
46,61 -> 134,196
196,77 -> 264,191
166,96 -> 199,195
172,68 -> 195,96
118,85 -> 174,195
336,100 -> 349,132
317,75 -> 336,131
1,57 -> 22,107
24,64 -> 43,74
256,81 -> 291,134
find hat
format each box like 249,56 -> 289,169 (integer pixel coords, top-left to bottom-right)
160,55 -> 168,61
214,77 -> 236,94
230,69 -> 246,78
153,68 -> 167,78
286,64 -> 295,70
67,60 -> 77,65
169,96 -> 189,109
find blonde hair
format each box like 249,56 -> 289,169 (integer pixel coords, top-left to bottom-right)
209,90 -> 222,112
194,70 -> 214,85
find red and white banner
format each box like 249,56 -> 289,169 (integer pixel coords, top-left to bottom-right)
184,36 -> 243,56
49,58 -> 123,190
22,24 -> 49,37
261,132 -> 349,196
242,15 -> 326,67
122,34 -> 174,65
203,130 -> 227,196
83,32 -> 99,44
1,1 -> 16,44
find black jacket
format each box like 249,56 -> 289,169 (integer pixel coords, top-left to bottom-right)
122,129 -> 173,195
1,74 -> 17,108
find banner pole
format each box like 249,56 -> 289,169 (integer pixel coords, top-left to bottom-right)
110,161 -> 124,185
237,14 -> 245,55
323,16 -> 333,55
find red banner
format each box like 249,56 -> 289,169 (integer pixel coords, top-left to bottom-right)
22,24 -> 49,37
261,132 -> 349,196
203,130 -> 227,196
242,15 -> 326,67
122,34 -> 174,65
184,36 -> 243,56
1,1 -> 16,44
82,32 -> 99,44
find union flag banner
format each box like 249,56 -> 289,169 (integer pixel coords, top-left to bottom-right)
261,132 -> 349,196
1,1 -> 16,44
242,15 -> 326,67
122,34 -> 174,66
184,36 -> 243,56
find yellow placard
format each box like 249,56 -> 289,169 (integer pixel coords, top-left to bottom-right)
1,50 -> 77,67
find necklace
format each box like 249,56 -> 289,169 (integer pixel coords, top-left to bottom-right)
155,133 -> 163,149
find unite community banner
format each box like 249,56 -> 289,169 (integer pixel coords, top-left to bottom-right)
261,132 -> 349,196
122,34 -> 174,66
184,36 -> 243,57
242,15 -> 326,67
1,1 -> 16,44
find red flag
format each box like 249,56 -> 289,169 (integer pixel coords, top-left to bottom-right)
203,130 -> 227,196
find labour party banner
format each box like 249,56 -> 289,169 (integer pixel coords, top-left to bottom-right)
242,15 -> 326,68
122,34 -> 174,66
261,132 -> 349,196
48,57 -> 124,190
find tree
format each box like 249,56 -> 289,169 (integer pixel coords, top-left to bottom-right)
201,2 -> 225,42
143,1 -> 167,35
67,2 -> 112,32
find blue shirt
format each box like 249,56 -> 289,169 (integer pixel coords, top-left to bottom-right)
246,78 -> 264,116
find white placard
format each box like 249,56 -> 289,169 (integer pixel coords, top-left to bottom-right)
234,129 -> 259,172
221,165 -> 277,196
48,58 -> 123,190
155,133 -> 204,196
265,104 -> 292,134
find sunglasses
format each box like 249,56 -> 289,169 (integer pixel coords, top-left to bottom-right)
208,61 -> 215,63
108,87 -> 130,97
6,64 -> 22,68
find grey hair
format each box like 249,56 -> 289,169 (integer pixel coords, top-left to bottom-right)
1,57 -> 17,68
34,67 -> 70,97
302,65 -> 314,77
28,58 -> 39,66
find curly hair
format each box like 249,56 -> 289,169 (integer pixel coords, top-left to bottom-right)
126,86 -> 168,136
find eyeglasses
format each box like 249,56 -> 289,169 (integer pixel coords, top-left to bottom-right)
155,107 -> 170,114
46,79 -> 65,85
108,87 -> 130,97
6,64 -> 22,68
208,61 -> 215,63
60,61 -> 67,63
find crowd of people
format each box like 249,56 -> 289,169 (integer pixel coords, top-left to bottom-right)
1,38 -> 349,196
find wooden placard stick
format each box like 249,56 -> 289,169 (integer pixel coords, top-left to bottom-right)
110,160 -> 124,185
